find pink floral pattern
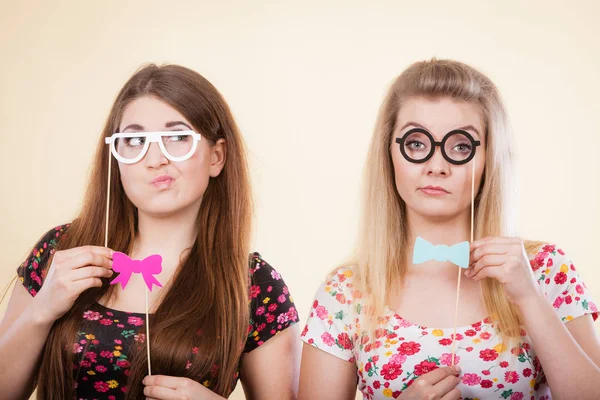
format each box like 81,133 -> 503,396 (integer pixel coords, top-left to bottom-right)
301,244 -> 597,399
18,225 -> 298,399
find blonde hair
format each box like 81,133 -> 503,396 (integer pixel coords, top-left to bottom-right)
350,58 -> 528,347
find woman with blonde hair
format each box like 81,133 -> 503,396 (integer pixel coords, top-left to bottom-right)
298,59 -> 600,399
0,64 -> 300,400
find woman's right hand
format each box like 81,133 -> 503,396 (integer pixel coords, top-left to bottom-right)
30,246 -> 114,324
399,366 -> 462,400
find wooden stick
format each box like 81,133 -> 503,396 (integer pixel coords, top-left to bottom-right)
146,289 -> 152,375
104,149 -> 111,247
451,161 -> 476,366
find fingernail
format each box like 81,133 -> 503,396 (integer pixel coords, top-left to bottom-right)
455,365 -> 461,374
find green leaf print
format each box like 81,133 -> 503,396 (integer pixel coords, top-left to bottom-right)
582,300 -> 589,310
427,356 -> 440,365
334,310 -> 345,321
121,329 -> 136,338
501,389 -> 514,399
356,303 -> 362,315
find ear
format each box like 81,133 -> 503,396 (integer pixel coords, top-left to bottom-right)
209,138 -> 227,178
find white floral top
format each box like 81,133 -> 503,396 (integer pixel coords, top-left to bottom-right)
301,244 -> 598,400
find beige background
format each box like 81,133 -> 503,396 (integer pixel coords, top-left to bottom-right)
1,0 -> 598,398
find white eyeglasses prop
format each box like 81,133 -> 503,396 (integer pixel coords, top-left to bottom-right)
104,130 -> 202,164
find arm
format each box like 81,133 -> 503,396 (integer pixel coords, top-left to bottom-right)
516,296 -> 600,400
239,324 -> 301,400
298,343 -> 357,400
469,238 -> 600,400
0,281 -> 54,399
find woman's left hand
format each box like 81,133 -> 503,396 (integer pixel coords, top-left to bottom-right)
143,375 -> 222,400
467,236 -> 543,306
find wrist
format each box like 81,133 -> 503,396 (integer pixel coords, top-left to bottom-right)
25,300 -> 56,327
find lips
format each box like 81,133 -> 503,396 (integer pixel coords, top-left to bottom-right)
419,185 -> 450,195
151,175 -> 174,188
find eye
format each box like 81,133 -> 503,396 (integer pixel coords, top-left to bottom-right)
453,143 -> 472,152
165,135 -> 189,142
125,137 -> 145,146
406,140 -> 426,150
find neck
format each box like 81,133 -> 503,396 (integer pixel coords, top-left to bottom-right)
134,202 -> 200,259
407,209 -> 472,246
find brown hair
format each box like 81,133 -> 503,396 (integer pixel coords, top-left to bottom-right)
35,64 -> 252,398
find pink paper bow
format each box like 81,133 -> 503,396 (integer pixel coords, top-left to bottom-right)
110,252 -> 163,291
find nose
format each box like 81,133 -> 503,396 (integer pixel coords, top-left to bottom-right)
144,142 -> 168,169
426,148 -> 449,176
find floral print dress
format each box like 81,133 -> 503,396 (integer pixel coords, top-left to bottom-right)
301,244 -> 598,399
17,224 -> 299,399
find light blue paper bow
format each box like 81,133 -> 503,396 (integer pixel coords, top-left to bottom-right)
412,236 -> 470,269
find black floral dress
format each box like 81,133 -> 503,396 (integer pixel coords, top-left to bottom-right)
17,224 -> 299,399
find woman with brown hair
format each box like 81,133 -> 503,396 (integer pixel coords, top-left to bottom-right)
298,59 -> 600,399
0,64 -> 300,399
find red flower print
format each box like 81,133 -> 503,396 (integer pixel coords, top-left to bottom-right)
482,370 -> 491,376
480,379 -> 493,388
498,383 -> 505,388
100,350 -> 112,358
510,392 -> 524,400
256,306 -> 265,316
398,341 -> 421,356
462,373 -> 481,386
79,360 -> 91,368
312,300 -> 319,308
116,360 -> 130,368
373,380 -> 381,389
542,245 -> 555,253
337,333 -> 352,350
126,317 -> 143,327
439,338 -> 452,346
268,303 -> 278,312
500,361 -> 509,368
381,362 -> 403,380
85,351 -> 97,362
554,272 -> 567,285
95,365 -> 107,373
558,248 -> 565,255
523,368 -> 532,377
372,355 -> 379,362
479,348 -> 498,361
449,333 -> 463,341
530,252 -> 547,271
277,294 -> 286,303
553,297 -> 564,308
301,325 -> 308,336
414,360 -> 438,376
465,329 -> 477,337
375,328 -> 386,339
466,347 -> 474,352
505,370 -> 520,384
321,332 -> 335,346
565,296 -> 573,305
365,362 -> 372,372
576,284 -> 584,294
99,318 -> 113,326
570,278 -> 576,284
315,305 -> 328,320
266,313 -> 275,323
94,381 -> 110,392
335,293 -> 346,304
480,332 -> 492,340
251,285 -> 261,298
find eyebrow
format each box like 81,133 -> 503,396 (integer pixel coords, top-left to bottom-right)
121,121 -> 193,132
399,121 -> 481,138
